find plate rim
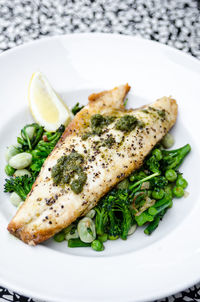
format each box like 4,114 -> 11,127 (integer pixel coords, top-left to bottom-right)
0,32 -> 200,66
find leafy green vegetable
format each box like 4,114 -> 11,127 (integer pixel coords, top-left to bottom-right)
4,175 -> 36,201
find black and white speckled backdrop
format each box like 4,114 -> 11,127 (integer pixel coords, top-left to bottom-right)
0,0 -> 200,301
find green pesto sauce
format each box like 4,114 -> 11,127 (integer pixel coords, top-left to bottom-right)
143,107 -> 166,119
142,109 -> 149,114
91,114 -> 116,135
82,114 -> 116,140
82,132 -> 93,140
102,136 -> 116,148
149,107 -> 166,118
115,115 -> 139,132
51,151 -> 87,194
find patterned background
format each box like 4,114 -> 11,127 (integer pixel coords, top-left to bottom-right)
0,0 -> 200,301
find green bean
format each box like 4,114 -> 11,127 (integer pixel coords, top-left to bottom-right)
68,238 -> 91,248
5,164 -> 15,176
165,169 -> 177,182
91,240 -> 104,251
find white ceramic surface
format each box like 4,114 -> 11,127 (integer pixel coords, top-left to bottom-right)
0,33 -> 200,302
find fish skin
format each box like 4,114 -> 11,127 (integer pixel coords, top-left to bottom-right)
7,84 -> 177,245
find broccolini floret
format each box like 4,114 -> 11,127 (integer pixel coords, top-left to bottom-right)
161,144 -> 191,170
4,175 -> 36,201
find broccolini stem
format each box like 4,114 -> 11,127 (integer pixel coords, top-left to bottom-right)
148,199 -> 172,216
144,216 -> 160,235
129,172 -> 160,190
95,208 -> 107,236
144,209 -> 167,235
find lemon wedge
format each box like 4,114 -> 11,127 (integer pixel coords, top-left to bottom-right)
28,72 -> 72,132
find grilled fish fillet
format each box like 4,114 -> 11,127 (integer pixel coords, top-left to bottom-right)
8,84 -> 178,245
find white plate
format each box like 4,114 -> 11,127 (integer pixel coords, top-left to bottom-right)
0,33 -> 200,302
